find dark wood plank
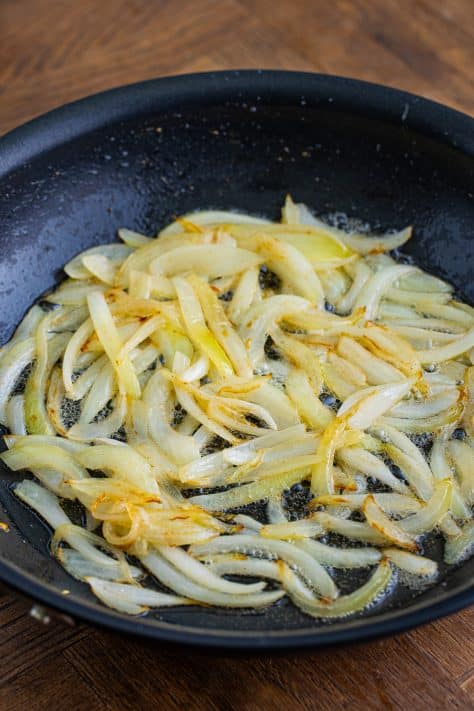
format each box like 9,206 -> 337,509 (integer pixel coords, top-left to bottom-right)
0,1 -> 473,709
0,649 -> 104,711
0,592 -> 88,686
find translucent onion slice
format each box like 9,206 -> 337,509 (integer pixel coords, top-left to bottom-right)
281,560 -> 393,619
157,546 -> 266,594
0,337 -> 35,424
87,291 -> 140,398
298,539 -> 382,568
208,556 -> 281,581
239,380 -> 300,429
386,288 -> 451,307
260,516 -> 325,541
383,548 -> 438,578
311,511 -> 388,545
270,328 -> 324,390
58,549 -> 143,582
337,336 -> 405,385
64,244 -> 132,279
337,260 -> 373,314
336,447 -> 408,494
338,381 -> 413,431
3,443 -> 88,483
190,275 -> 253,378
86,577 -> 191,615
448,440 -> 474,505
234,233 -> 324,306
14,479 -> 71,528
189,469 -> 307,511
430,435 -> 470,520
140,551 -> 284,608
311,419 -> 348,495
260,200 -> 412,256
118,228 -> 153,248
173,276 -> 234,378
398,479 -> 452,534
239,294 -> 312,366
160,210 -> 271,235
6,395 -> 26,436
444,521 -> 474,565
3,434 -> 87,454
388,389 -> 459,419
363,495 -> 418,551
82,254 -> 117,285
172,383 -> 238,445
67,394 -> 127,443
228,267 -> 260,325
150,245 -> 261,279
416,301 -> 473,325
76,443 -> 159,494
354,265 -> 417,320
14,481 -> 130,573
142,370 -> 201,465
327,352 -> 367,388
189,534 -> 337,599
286,369 -> 334,431
416,327 -> 474,364
312,493 -> 420,516
207,397 -> 277,437
381,405 -> 463,433
179,425 -> 305,483
79,361 -> 115,424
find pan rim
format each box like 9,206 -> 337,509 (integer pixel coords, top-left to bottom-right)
0,69 -> 472,649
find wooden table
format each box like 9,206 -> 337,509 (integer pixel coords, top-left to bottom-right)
0,1 -> 473,708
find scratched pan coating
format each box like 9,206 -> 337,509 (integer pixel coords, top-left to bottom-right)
0,72 -> 472,649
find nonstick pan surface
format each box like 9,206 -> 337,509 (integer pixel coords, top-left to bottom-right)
0,71 -> 472,649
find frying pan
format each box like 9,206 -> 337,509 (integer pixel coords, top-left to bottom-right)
0,71 -> 472,649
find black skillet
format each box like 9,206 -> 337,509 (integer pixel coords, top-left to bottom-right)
0,71 -> 472,650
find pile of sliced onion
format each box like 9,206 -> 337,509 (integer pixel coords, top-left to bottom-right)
0,195 -> 472,619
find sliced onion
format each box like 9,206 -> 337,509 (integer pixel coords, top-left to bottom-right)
140,551 -> 284,608
383,548 -> 438,577
87,291 -> 140,398
448,440 -> 474,505
416,327 -> 474,364
189,534 -> 337,599
363,495 -> 418,551
444,521 -> 474,564
58,548 -> 143,582
354,265 -> 417,320
0,337 -> 35,424
189,469 -> 307,511
398,479 -> 452,534
311,511 -> 388,545
260,516 -> 324,541
286,369 -> 334,431
118,228 -> 153,247
234,233 -> 324,306
76,443 -> 158,494
157,545 -> 266,594
86,577 -> 190,615
313,493 -> 420,515
64,244 -> 132,279
228,267 -> 260,325
338,380 -> 413,431
336,447 -> 408,494
6,395 -> 27,436
337,336 -> 405,385
281,560 -> 393,619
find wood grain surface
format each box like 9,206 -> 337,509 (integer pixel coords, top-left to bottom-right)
0,1 -> 473,709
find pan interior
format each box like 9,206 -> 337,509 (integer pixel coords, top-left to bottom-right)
0,80 -> 473,641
